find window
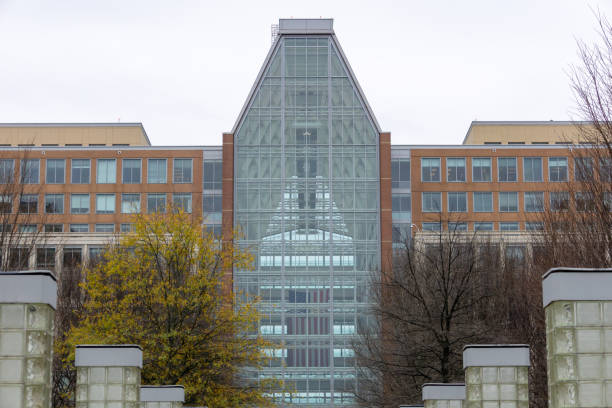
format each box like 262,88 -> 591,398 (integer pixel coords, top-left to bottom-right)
473,192 -> 493,212
63,247 -> 82,267
147,193 -> 166,213
499,192 -> 518,212
204,224 -> 221,238
120,223 -> 135,233
203,160 -> 222,190
0,195 -> 12,213
8,247 -> 30,269
173,158 -> 193,183
173,193 -> 192,213
523,157 -> 543,182
422,222 -> 441,231
70,194 -> 90,214
46,159 -> 65,184
69,224 -> 89,233
575,157 -> 594,182
605,192 -> 612,211
474,222 -> 493,231
19,194 -> 38,213
421,158 -> 440,182
549,157 -> 568,182
498,157 -> 517,182
505,246 -> 526,265
472,158 -> 491,182
96,194 -> 115,214
121,194 -> 140,213
44,194 -> 64,214
392,193 -> 411,220
526,222 -> 544,231
392,223 -> 410,243
0,159 -> 14,183
20,159 -> 39,184
422,192 -> 441,212
500,222 -> 519,231
71,159 -> 90,184
97,159 -> 116,183
95,223 -> 114,233
550,192 -> 570,211
447,158 -> 466,182
89,247 -> 104,262
576,192 -> 595,212
122,159 -> 141,184
447,192 -> 467,212
147,158 -> 167,183
600,157 -> 612,182
19,224 -> 36,233
524,192 -> 544,212
36,247 -> 55,268
391,159 -> 411,188
44,224 -> 63,233
448,222 -> 468,231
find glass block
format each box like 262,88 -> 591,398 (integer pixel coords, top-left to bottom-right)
578,382 -> 602,405
0,331 -> 24,355
577,355 -> 602,379
76,385 -> 88,400
0,358 -> 23,381
126,403 -> 139,408
26,305 -> 50,330
483,402 -> 498,408
25,384 -> 45,408
554,328 -> 575,354
0,304 -> 25,328
107,403 -> 123,408
467,384 -> 481,400
554,382 -> 577,406
25,357 -> 47,383
147,403 -> 161,408
516,367 -> 528,384
577,302 -> 601,325
0,385 -> 23,408
107,384 -> 123,400
77,367 -> 88,384
466,367 -> 481,384
89,384 -> 105,400
160,403 -> 172,408
89,403 -> 105,408
605,382 -> 612,403
604,330 -> 612,353
482,384 -> 498,400
89,367 -> 106,383
517,385 -> 528,401
499,367 -> 515,383
604,302 -> 612,324
466,402 -> 479,408
500,384 -> 516,399
555,355 -> 576,381
26,331 -> 49,355
125,367 -> 139,384
517,402 -> 528,408
76,403 -> 88,408
576,329 -> 602,353
554,302 -> 575,327
500,402 -> 517,408
125,384 -> 139,401
435,401 -> 448,408
482,367 -> 497,383
107,367 -> 123,383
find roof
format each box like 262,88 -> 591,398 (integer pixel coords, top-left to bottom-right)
462,120 -> 593,145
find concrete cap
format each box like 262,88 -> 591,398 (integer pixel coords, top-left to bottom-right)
422,383 -> 465,400
542,267 -> 612,308
463,344 -> 530,368
75,345 -> 143,368
278,19 -> 334,34
399,405 -> 424,407
141,385 -> 185,402
0,271 -> 57,309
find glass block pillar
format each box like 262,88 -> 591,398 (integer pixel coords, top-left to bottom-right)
422,383 -> 465,408
463,344 -> 530,408
75,345 -> 143,407
140,385 -> 184,408
0,271 -> 57,408
543,267 -> 612,407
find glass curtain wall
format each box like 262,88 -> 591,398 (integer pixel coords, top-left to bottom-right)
234,36 -> 380,406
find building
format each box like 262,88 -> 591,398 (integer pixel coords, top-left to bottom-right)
0,18 -> 596,407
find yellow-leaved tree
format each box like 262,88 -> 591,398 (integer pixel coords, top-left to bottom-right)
62,209 -> 278,407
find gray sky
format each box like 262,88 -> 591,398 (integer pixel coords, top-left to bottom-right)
1,0 -> 611,145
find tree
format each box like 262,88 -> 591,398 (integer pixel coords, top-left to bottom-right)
61,209 -> 277,407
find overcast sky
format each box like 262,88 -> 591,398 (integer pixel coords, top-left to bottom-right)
1,0 -> 611,145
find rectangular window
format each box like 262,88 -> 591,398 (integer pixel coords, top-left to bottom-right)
422,192 -> 441,212
44,224 -> 63,233
499,192 -> 518,212
0,159 -> 15,183
44,194 -> 64,214
474,222 -> 493,231
391,159 -> 411,188
36,247 -> 55,269
0,195 -> 12,213
173,193 -> 192,213
422,222 -> 441,231
95,223 -> 114,233
447,158 -> 466,182
96,194 -> 115,214
71,159 -> 91,184
120,223 -> 135,233
46,159 -> 65,184
96,159 -> 116,184
121,193 -> 140,213
500,222 -> 519,231
122,159 -> 141,184
574,157 -> 594,182
19,194 -> 38,213
472,157 -> 492,182
63,247 -> 82,267
448,222 -> 468,231
576,192 -> 595,212
19,224 -> 36,233
524,192 -> 544,212
147,193 -> 166,213
447,192 -> 467,212
70,194 -> 90,214
605,192 -> 612,211
600,157 -> 612,182
391,193 -> 411,220
526,222 -> 544,231
523,157 -> 543,182
549,157 -> 568,182
473,192 -> 493,212
498,157 -> 517,182
173,158 -> 193,183
550,191 -> 570,211
69,224 -> 89,233
20,159 -> 39,184
421,158 -> 441,182
203,160 -> 222,190
147,158 -> 167,183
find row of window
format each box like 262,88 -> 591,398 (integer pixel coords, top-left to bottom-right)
0,158 -> 196,184
417,221 -> 544,232
10,223 -> 222,235
418,156 -> 610,183
419,191 -> 609,213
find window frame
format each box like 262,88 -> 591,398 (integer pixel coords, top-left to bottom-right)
498,191 -> 519,213
523,157 -> 543,182
147,193 -> 167,213
173,193 -> 193,213
548,157 -> 568,182
19,194 -> 38,214
473,191 -> 493,213
497,157 -> 517,182
45,159 -> 65,184
70,193 -> 90,214
147,158 -> 167,184
122,159 -> 142,184
20,159 -> 40,184
446,157 -> 466,182
422,192 -> 442,213
71,158 -> 91,184
447,191 -> 467,213
96,158 -> 117,184
524,191 -> 545,212
95,194 -> 116,214
472,157 -> 492,182
121,193 -> 141,214
173,158 -> 194,184
44,193 -> 64,214
421,158 -> 441,183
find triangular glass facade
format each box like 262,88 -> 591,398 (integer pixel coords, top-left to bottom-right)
234,34 -> 380,406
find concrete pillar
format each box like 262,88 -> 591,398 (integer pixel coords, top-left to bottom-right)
140,385 -> 185,408
543,267 -> 612,407
0,270 -> 57,408
463,344 -> 530,407
75,345 -> 142,407
422,383 -> 465,408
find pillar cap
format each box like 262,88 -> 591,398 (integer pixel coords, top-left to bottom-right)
542,267 -> 612,308
141,385 -> 185,402
422,383 -> 465,400
0,270 -> 57,309
463,344 -> 530,368
75,345 -> 143,368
